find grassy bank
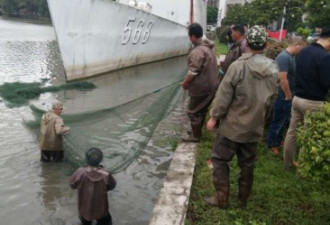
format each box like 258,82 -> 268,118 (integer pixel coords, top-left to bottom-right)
186,128 -> 330,225
215,38 -> 228,56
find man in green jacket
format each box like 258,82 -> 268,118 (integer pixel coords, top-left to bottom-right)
204,26 -> 279,209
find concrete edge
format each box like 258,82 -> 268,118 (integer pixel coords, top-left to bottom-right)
149,142 -> 197,225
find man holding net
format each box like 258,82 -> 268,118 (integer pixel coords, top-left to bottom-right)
70,148 -> 116,225
39,100 -> 70,162
181,23 -> 219,142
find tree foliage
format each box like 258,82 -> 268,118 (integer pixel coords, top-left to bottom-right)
223,0 -> 307,31
207,6 -> 218,24
0,0 -> 49,17
297,103 -> 330,182
305,0 -> 330,28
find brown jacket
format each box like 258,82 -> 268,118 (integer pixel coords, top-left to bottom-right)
211,53 -> 279,143
39,111 -> 70,151
187,37 -> 219,96
221,38 -> 247,73
69,165 -> 116,221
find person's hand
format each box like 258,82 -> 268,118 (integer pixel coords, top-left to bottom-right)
206,117 -> 217,131
63,126 -> 70,134
285,94 -> 292,101
180,82 -> 188,90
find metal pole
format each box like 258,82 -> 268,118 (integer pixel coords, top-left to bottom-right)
217,0 -> 225,27
279,4 -> 286,40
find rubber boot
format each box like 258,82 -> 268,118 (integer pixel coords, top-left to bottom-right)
181,122 -> 202,142
204,183 -> 229,209
238,166 -> 254,207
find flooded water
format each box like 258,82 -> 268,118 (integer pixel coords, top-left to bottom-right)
0,17 -> 189,225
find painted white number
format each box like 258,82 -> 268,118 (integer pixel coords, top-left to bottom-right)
121,18 -> 153,45
141,21 -> 153,44
132,20 -> 144,44
121,17 -> 136,45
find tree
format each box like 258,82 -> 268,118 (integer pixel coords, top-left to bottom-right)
207,6 -> 218,24
222,0 -> 306,32
0,0 -> 20,16
222,4 -> 250,26
0,0 -> 49,17
305,0 -> 330,28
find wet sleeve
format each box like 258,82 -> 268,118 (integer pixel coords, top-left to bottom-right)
188,49 -> 205,76
107,172 -> 116,191
319,55 -> 330,88
275,54 -> 289,72
210,62 -> 239,119
55,118 -> 70,135
69,171 -> 78,189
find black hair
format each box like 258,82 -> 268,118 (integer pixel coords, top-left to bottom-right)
85,147 -> 103,166
320,26 -> 330,38
188,23 -> 203,38
232,24 -> 245,35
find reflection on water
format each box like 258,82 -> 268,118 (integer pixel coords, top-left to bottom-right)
0,17 -> 188,224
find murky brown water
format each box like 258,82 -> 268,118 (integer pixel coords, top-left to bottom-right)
0,17 -> 189,225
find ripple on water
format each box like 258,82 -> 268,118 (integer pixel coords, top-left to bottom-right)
0,17 -> 188,225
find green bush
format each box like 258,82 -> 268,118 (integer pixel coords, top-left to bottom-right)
207,7 -> 218,24
296,27 -> 312,38
216,26 -> 230,43
297,103 -> 330,182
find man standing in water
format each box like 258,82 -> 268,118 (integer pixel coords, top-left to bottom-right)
39,100 -> 70,162
70,147 -> 116,225
205,26 -> 278,208
181,23 -> 219,142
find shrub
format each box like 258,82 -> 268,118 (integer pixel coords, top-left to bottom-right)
216,26 -> 230,43
297,103 -> 330,182
207,7 -> 218,24
296,27 -> 312,38
264,38 -> 287,60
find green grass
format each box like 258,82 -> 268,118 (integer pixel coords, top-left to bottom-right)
215,38 -> 228,56
186,128 -> 330,225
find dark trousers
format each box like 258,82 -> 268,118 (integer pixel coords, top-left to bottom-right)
266,90 -> 292,148
188,94 -> 214,125
79,212 -> 112,225
40,150 -> 64,162
187,94 -> 214,139
211,134 -> 257,192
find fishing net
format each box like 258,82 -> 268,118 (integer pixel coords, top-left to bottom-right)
22,70 -> 185,174
0,81 -> 95,108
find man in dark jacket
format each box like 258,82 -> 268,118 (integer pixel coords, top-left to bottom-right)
70,148 -> 116,225
220,24 -> 247,75
181,23 -> 219,142
283,26 -> 330,168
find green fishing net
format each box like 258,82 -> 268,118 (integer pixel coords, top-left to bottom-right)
0,81 -> 95,107
21,71 -> 185,174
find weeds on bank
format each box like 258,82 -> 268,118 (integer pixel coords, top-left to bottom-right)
215,38 -> 228,56
186,128 -> 330,225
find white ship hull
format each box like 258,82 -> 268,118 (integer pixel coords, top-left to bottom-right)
47,0 -> 207,81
